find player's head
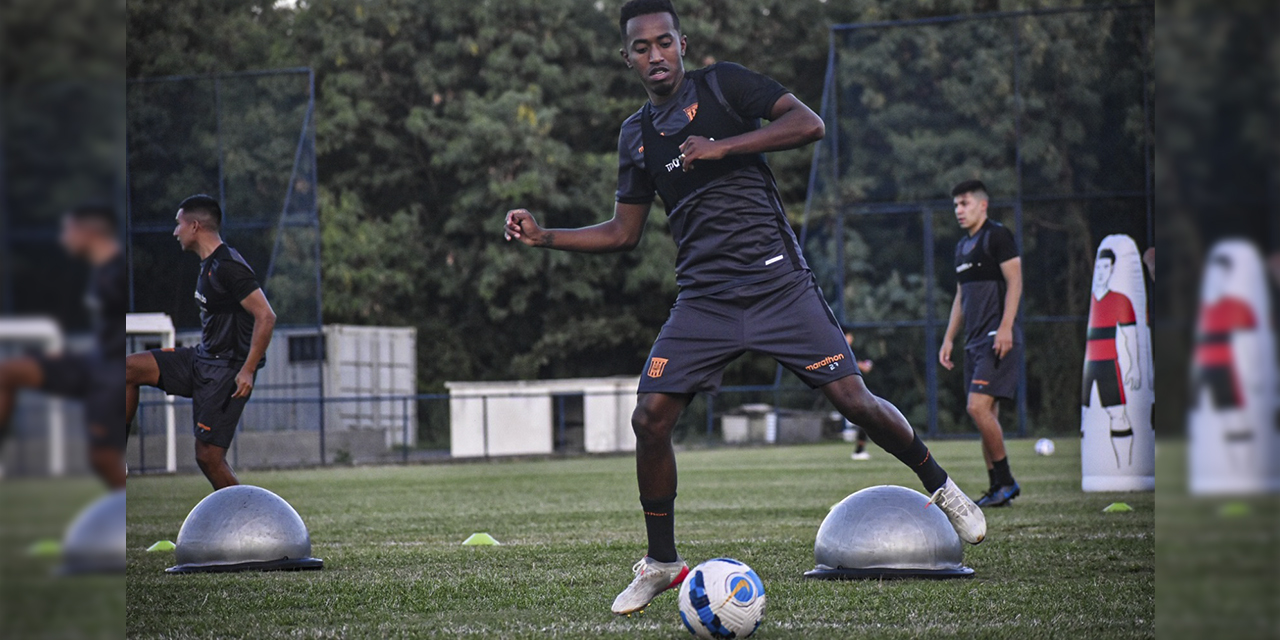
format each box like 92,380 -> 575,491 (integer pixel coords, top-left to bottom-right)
174,194 -> 222,252
60,202 -> 119,258
619,0 -> 686,100
951,180 -> 989,231
1093,248 -> 1116,294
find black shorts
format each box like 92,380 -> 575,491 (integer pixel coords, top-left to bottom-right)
1081,358 -> 1126,408
150,347 -> 251,449
638,271 -> 858,395
1194,364 -> 1241,410
35,353 -> 125,451
964,342 -> 1021,400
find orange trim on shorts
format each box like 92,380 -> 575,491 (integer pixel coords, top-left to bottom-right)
197,422 -> 212,432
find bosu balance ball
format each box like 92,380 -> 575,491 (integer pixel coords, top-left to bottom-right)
60,489 -> 126,575
804,485 -> 972,579
166,485 -> 322,573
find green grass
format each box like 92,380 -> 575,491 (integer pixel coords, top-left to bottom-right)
125,439 -> 1153,639
1,477 -> 124,639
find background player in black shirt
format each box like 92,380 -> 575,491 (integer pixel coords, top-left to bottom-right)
0,204 -> 127,488
939,180 -> 1023,507
504,0 -> 986,615
125,194 -> 276,490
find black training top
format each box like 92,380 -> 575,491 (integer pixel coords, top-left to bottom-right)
954,219 -> 1022,346
616,62 -> 807,297
87,251 -> 128,360
194,243 -> 263,367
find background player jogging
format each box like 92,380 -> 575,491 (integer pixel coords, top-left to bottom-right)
125,195 -> 277,490
504,0 -> 986,616
939,180 -> 1024,507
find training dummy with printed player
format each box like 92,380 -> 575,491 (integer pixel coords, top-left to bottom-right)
503,0 -> 987,616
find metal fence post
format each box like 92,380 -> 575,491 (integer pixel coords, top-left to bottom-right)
922,207 -> 939,437
138,403 -> 145,474
402,396 -> 409,463
705,395 -> 715,441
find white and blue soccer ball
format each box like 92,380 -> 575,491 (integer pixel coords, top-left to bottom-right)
677,558 -> 766,639
1035,438 -> 1056,456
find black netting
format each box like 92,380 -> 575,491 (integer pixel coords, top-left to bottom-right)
802,6 -> 1153,436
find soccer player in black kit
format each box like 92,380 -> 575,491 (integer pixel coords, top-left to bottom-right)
125,195 -> 276,490
0,204 -> 127,488
504,0 -> 986,615
940,180 -> 1024,506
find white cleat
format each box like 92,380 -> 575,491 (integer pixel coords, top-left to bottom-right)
611,556 -> 689,615
928,477 -> 987,544
851,451 -> 871,461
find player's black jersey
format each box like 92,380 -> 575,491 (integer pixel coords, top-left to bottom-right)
954,219 -> 1021,346
194,243 -> 263,367
615,62 -> 808,298
86,251 -> 128,360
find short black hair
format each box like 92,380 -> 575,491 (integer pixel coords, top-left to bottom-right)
1098,248 -> 1116,264
619,0 -> 680,41
951,179 -> 988,199
66,202 -> 119,233
178,194 -> 222,231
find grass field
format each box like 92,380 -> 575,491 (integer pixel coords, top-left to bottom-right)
0,477 -> 124,639
125,439 -> 1154,639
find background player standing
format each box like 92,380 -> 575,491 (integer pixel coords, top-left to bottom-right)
939,180 -> 1023,507
504,0 -> 985,616
0,205 -> 127,488
124,195 -> 276,490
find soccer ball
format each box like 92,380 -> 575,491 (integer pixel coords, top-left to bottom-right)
677,558 -> 766,639
1035,438 -> 1056,456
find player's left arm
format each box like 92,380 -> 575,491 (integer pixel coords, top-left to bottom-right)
1118,324 -> 1141,388
233,289 -> 276,399
678,94 -> 824,170
994,257 -> 1022,359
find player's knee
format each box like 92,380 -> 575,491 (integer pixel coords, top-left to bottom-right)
837,390 -> 880,426
966,397 -> 992,421
194,442 -> 225,469
125,355 -> 150,385
631,405 -> 673,444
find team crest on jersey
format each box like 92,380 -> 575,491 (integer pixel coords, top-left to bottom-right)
683,102 -> 699,121
648,357 -> 669,378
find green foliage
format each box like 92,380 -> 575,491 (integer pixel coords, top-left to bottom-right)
126,0 -> 1151,412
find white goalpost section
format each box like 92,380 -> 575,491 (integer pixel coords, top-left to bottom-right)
0,318 -> 65,476
127,313 -> 178,473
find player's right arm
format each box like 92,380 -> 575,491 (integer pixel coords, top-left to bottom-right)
503,202 -> 650,253
939,288 -> 963,370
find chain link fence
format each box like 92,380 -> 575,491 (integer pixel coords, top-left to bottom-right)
800,4 -> 1154,437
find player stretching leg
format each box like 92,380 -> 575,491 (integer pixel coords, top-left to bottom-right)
939,180 -> 1024,506
503,0 -> 985,615
124,195 -> 275,490
0,205 -> 127,488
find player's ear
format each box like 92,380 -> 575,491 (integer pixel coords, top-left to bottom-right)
679,35 -> 687,57
620,47 -> 632,68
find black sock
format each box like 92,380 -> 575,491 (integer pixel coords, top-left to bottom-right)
987,467 -> 998,488
641,495 -> 678,563
854,442 -> 866,454
891,434 -> 948,494
992,457 -> 1015,486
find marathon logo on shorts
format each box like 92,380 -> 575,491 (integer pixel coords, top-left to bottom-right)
805,353 -> 845,371
647,357 -> 669,378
